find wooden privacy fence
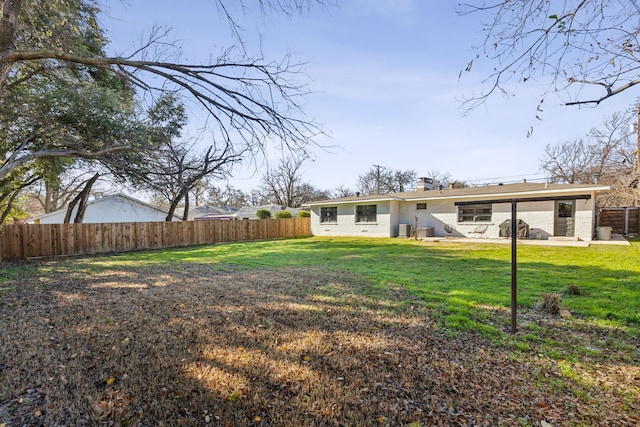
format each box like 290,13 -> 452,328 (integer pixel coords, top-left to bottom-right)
0,218 -> 311,261
598,207 -> 639,235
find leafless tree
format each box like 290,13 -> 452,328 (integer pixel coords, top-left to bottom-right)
391,170 -> 418,192
540,109 -> 640,205
357,166 -> 418,195
421,170 -> 452,189
136,140 -> 243,221
247,188 -> 271,206
190,177 -> 211,207
459,1 -> 640,111
258,154 -> 332,205
541,139 -> 597,184
260,155 -> 308,207
332,185 -> 356,198
206,183 -> 250,207
295,182 -> 332,203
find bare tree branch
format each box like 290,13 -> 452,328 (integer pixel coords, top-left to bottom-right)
460,0 -> 640,111
4,48 -> 320,152
1,145 -> 132,181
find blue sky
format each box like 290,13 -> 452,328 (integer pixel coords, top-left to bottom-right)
101,0 -> 639,193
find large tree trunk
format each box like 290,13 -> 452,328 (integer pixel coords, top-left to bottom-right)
44,181 -> 53,213
165,190 -> 185,222
0,175 -> 38,224
0,189 -> 20,224
63,173 -> 99,224
182,190 -> 189,221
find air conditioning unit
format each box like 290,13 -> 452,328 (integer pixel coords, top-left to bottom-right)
398,223 -> 411,237
416,227 -> 434,238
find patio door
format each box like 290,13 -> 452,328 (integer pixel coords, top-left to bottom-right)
554,200 -> 575,237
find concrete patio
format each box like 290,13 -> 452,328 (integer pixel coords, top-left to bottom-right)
420,233 -> 631,247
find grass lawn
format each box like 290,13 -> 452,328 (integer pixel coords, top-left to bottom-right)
1,236 -> 638,426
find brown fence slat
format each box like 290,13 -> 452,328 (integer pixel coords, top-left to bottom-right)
0,218 -> 310,261
60,224 -> 72,256
599,207 -> 639,235
629,207 -> 639,235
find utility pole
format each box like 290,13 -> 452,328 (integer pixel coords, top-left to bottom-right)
373,164 -> 383,195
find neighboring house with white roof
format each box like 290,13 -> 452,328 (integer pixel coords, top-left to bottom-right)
28,194 -> 180,224
307,181 -> 610,242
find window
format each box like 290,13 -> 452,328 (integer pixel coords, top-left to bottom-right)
320,206 -> 338,223
458,203 -> 492,222
356,204 -> 377,223
557,201 -> 573,218
416,203 -> 427,210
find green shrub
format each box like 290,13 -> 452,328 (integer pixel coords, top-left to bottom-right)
256,209 -> 271,219
296,210 -> 311,218
274,210 -> 292,219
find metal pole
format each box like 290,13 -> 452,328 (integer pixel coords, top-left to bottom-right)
637,105 -> 640,208
511,201 -> 517,334
637,104 -> 640,171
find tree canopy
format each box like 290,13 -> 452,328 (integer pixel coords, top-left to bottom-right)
0,0 -> 326,222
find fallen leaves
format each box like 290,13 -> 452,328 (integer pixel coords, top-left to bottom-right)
0,264 -> 638,426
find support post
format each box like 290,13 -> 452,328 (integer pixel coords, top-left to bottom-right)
511,201 -> 518,334
637,104 -> 640,172
636,104 -> 640,208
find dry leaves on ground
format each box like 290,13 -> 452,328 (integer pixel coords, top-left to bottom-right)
0,262 -> 638,426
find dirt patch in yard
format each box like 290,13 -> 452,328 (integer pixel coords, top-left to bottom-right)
0,261 -> 638,426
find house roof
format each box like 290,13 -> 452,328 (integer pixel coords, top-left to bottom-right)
308,183 -> 611,206
233,204 -> 300,219
28,193 -> 180,222
176,205 -> 238,220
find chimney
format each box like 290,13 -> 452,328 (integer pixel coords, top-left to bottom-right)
417,177 -> 433,191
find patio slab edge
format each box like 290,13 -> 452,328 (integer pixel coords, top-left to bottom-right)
420,235 -> 630,247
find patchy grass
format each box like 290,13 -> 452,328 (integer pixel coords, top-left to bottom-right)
100,236 -> 640,328
0,237 -> 639,426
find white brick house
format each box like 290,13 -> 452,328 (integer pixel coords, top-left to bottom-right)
308,183 -> 610,241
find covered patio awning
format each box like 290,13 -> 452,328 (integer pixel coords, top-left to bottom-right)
455,194 -> 592,333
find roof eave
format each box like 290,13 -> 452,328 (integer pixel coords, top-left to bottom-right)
308,185 -> 610,206
416,186 -> 610,203
308,195 -> 401,206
